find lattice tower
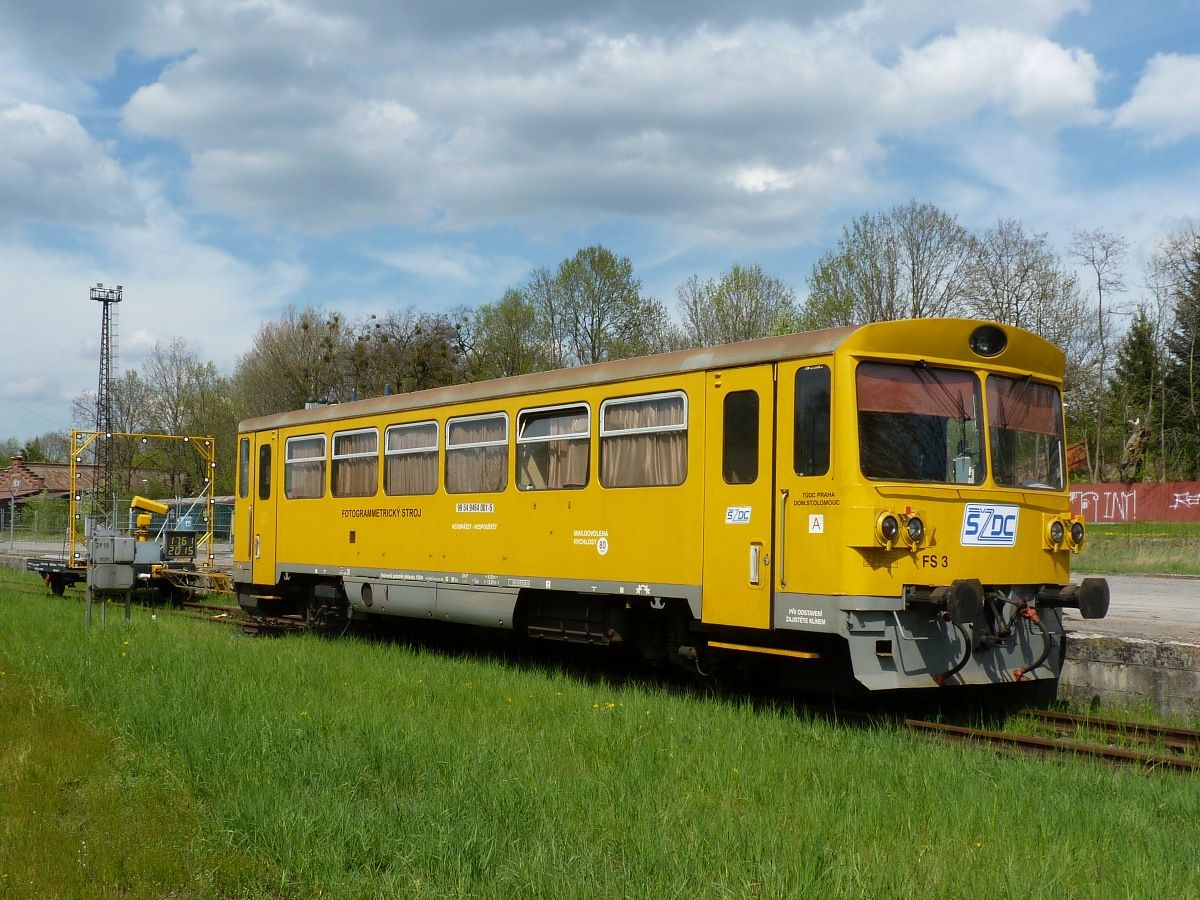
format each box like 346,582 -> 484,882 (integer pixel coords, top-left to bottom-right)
91,283 -> 122,526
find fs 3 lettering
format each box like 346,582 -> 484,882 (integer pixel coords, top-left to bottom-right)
960,504 -> 1019,547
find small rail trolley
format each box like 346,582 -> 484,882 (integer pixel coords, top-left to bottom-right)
233,318 -> 1108,691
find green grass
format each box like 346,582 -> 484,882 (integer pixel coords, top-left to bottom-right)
2,574 -> 1199,898
1074,521 -> 1200,576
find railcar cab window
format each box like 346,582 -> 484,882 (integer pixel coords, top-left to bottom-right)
794,366 -> 831,476
284,435 -> 327,499
238,437 -> 250,499
257,445 -> 271,501
517,403 -> 590,491
384,421 -> 438,496
722,391 -> 759,484
600,392 -> 687,488
856,361 -> 983,484
988,376 -> 1064,490
331,428 -> 378,498
446,413 -> 508,493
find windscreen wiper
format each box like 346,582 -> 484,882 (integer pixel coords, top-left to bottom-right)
914,360 -> 971,422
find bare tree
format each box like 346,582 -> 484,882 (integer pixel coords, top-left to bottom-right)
233,306 -> 351,417
1070,228 -> 1129,479
963,218 -> 1101,471
802,201 -> 971,327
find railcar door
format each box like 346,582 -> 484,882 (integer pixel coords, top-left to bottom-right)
701,365 -> 776,629
773,360 -> 835,603
250,430 -> 278,587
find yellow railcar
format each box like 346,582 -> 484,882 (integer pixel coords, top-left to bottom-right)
233,319 -> 1108,691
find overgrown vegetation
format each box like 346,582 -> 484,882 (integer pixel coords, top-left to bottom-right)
1074,521 -> 1200,576
1,575 -> 1198,898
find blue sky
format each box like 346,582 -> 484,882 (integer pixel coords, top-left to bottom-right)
1,0 -> 1198,441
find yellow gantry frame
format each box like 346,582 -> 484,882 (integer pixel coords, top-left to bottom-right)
68,429 -> 217,569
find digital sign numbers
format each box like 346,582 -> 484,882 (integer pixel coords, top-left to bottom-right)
165,530 -> 197,560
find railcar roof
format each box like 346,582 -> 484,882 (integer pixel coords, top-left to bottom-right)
239,318 -> 1060,432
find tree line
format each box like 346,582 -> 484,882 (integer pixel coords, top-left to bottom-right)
5,202 -> 1199,492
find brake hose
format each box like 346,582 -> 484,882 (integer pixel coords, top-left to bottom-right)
934,620 -> 972,687
1012,607 -> 1050,682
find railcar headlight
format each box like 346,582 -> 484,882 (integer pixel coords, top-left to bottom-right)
1070,521 -> 1085,546
906,516 -> 925,544
1049,520 -> 1065,545
876,513 -> 900,546
969,324 -> 1007,357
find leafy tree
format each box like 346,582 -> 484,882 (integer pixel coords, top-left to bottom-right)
1161,225 -> 1200,476
1108,306 -> 1163,480
677,264 -> 796,347
470,288 -> 547,379
552,246 -> 657,365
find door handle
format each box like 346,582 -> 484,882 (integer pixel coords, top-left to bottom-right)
749,542 -> 762,585
779,489 -> 789,587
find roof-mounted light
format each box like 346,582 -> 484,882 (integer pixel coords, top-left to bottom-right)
969,324 -> 1007,357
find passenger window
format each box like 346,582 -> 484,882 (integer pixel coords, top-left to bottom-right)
600,392 -> 687,488
517,404 -> 590,491
385,422 -> 439,496
285,435 -> 326,499
257,444 -> 271,501
722,390 -> 759,484
446,413 -> 508,493
238,437 -> 250,499
332,428 -> 378,498
794,366 -> 831,476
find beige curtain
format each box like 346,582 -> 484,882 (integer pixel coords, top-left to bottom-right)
446,416 -> 508,493
600,397 -> 687,487
518,407 -> 589,490
332,430 -> 378,498
384,423 -> 439,495
285,436 -> 326,499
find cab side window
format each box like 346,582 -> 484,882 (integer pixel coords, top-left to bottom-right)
794,366 -> 831,476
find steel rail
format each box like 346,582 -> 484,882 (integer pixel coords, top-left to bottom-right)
1019,708 -> 1200,754
906,719 -> 1200,774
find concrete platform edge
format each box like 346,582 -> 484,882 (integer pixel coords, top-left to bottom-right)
1062,631 -> 1200,718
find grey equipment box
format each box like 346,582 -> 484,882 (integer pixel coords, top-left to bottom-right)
90,535 -> 136,565
88,563 -> 136,590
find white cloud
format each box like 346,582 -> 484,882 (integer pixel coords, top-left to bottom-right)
371,244 -> 529,288
1113,53 -> 1200,145
887,28 -> 1102,130
0,102 -> 144,226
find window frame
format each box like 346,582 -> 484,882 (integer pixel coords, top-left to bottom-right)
516,402 -> 591,491
238,437 -> 250,499
284,433 -> 327,500
383,420 -> 440,496
599,390 -> 689,489
721,389 -> 760,485
793,364 -> 832,478
330,426 -> 379,499
445,411 -> 510,494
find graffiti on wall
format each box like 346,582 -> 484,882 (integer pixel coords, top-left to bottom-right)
1069,482 -> 1200,522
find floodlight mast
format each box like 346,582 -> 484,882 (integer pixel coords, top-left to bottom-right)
91,283 -> 123,527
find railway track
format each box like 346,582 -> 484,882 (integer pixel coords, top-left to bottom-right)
907,716 -> 1200,774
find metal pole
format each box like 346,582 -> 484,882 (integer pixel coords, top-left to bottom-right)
9,477 -> 18,549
